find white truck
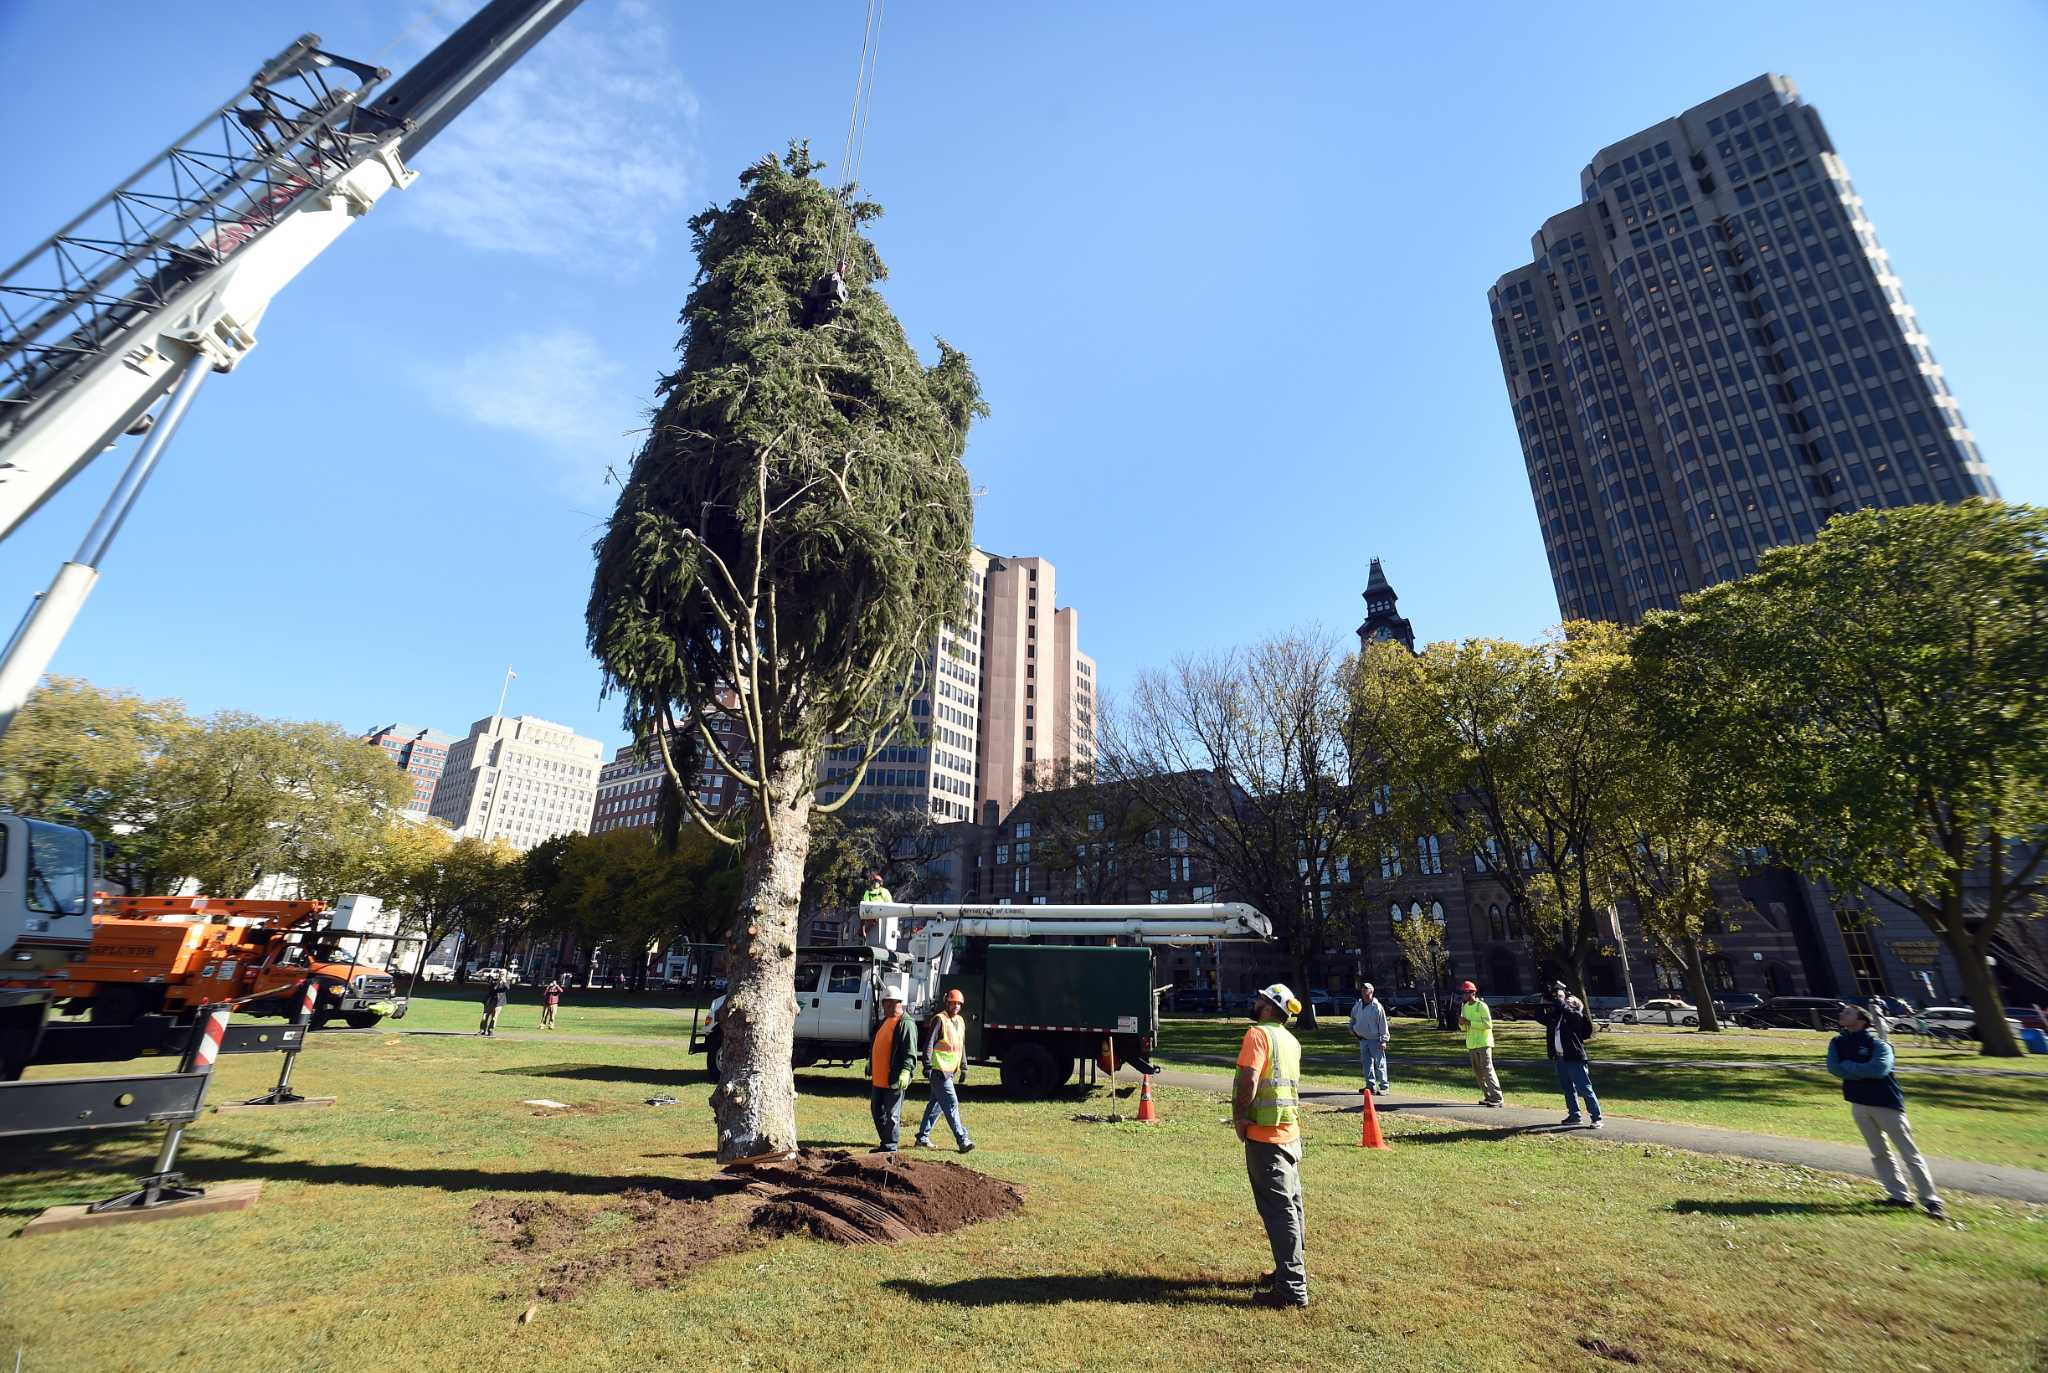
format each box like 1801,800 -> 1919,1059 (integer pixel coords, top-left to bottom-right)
696,901 -> 1274,1097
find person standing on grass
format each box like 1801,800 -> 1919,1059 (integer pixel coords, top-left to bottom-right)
541,978 -> 563,1029
1531,980 -> 1602,1129
1459,980 -> 1504,1107
868,986 -> 919,1153
914,988 -> 975,1154
478,976 -> 509,1037
1349,982 -> 1391,1095
1827,1003 -> 1946,1219
1234,983 -> 1308,1310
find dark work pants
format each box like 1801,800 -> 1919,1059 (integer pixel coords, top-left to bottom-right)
871,1085 -> 905,1150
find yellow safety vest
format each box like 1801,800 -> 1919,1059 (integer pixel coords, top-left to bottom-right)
1249,1022 -> 1302,1129
862,885 -> 892,904
930,1012 -> 965,1074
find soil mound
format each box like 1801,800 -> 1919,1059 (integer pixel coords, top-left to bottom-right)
738,1149 -> 1023,1244
475,1148 -> 1023,1302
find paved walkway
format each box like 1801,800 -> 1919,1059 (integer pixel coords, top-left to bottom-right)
1186,1048 -> 2046,1080
1147,1066 -> 2048,1205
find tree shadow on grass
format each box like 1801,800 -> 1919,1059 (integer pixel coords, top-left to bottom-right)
884,1274 -> 1250,1307
1670,1198 -> 1891,1218
485,1062 -> 714,1088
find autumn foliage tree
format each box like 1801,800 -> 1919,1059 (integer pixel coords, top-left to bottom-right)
586,144 -> 982,1157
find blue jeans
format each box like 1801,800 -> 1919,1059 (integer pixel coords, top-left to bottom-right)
1556,1058 -> 1601,1121
1358,1041 -> 1389,1090
870,1085 -> 905,1150
917,1071 -> 971,1147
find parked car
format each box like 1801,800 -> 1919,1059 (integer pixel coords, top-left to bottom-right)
1490,996 -> 1550,1023
418,963 -> 455,983
1913,1005 -> 2027,1040
1733,996 -> 1848,1031
1382,996 -> 1434,1021
1712,992 -> 1764,1018
1847,993 -> 1919,1021
470,966 -> 514,985
1163,989 -> 1220,1015
1610,998 -> 1700,1027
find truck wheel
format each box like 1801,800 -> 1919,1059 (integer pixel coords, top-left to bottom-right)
345,1012 -> 383,1030
705,1030 -> 723,1073
999,1041 -> 1060,1099
791,1042 -> 820,1069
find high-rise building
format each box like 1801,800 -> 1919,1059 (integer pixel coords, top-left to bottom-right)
361,723 -> 455,817
430,714 -> 603,850
1355,558 -> 1416,654
1488,74 -> 1996,623
976,553 -> 1097,821
819,549 -> 990,820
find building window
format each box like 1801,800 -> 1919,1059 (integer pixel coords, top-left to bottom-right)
1150,889 -> 1169,903
1191,885 -> 1214,902
1488,904 -> 1505,940
1416,835 -> 1443,875
996,843 -> 1009,865
1087,811 -> 1104,831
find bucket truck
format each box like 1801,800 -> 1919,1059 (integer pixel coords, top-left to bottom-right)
694,901 -> 1274,1098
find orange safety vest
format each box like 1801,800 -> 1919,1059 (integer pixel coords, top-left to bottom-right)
870,1013 -> 908,1088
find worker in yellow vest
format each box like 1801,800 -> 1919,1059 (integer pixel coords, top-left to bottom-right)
1234,982 -> 1307,1309
914,988 -> 975,1154
868,984 -> 918,1152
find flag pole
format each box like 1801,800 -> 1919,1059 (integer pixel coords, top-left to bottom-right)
495,665 -> 516,721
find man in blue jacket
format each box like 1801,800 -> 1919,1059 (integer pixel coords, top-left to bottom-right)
1827,1003 -> 1946,1219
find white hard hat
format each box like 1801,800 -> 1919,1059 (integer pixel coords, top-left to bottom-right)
1256,983 -> 1301,1017
881,978 -> 911,1002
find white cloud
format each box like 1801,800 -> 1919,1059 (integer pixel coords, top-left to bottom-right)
427,327 -> 642,490
395,0 -> 699,269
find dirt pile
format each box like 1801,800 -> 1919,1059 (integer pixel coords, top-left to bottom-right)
475,1149 -> 1023,1301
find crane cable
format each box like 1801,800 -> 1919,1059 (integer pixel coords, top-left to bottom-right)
835,0 -> 885,265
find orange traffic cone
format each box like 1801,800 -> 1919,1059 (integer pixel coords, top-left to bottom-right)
1359,1088 -> 1389,1149
1136,1074 -> 1159,1123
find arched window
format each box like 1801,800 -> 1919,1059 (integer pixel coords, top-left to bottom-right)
1488,903 -> 1506,941
1704,955 -> 1736,993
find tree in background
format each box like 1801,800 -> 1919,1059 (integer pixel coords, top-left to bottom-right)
1389,900 -> 1449,1023
804,806 -> 949,917
1641,502 -> 2048,1056
586,144 -> 982,1159
1105,631 -> 1373,1028
0,677 -> 187,890
1364,627 -> 1636,1004
386,829 -> 527,978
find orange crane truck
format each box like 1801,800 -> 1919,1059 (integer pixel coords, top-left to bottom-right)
0,813 -> 405,1061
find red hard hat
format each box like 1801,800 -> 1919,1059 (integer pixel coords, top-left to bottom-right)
943,989 -> 965,1006
1458,980 -> 1478,992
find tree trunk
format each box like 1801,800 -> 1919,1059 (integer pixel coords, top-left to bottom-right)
1680,934 -> 1722,1033
1947,920 -> 2022,1057
710,749 -> 812,1160
1293,954 -> 1318,1031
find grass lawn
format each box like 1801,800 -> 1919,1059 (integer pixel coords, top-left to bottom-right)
386,984 -> 714,1040
3,1033 -> 2044,1372
1153,1016 -> 2048,1172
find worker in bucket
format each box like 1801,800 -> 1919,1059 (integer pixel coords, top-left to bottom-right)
861,872 -> 893,904
914,988 -> 975,1155
868,981 -> 919,1153
1234,982 -> 1308,1309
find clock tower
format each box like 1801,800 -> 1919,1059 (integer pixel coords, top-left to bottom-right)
1356,558 -> 1415,655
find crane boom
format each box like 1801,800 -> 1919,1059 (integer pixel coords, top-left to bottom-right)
0,0 -> 586,739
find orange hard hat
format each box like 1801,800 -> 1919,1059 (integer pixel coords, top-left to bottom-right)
943,988 -> 965,1006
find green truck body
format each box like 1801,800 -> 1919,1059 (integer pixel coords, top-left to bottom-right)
942,943 -> 1160,1096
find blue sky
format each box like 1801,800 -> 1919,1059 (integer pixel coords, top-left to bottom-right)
3,0 -> 2044,753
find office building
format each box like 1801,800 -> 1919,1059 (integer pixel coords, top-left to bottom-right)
1488,74 -> 1996,623
819,549 -> 990,820
976,554 -> 1098,820
362,723 -> 455,817
430,714 -> 603,850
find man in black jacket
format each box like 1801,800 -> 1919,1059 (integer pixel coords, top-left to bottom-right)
1531,981 -> 1602,1129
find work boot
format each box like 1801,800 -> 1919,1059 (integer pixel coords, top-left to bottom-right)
958,1141 -> 975,1155
1923,1199 -> 1949,1220
912,1137 -> 932,1149
1250,1288 -> 1307,1310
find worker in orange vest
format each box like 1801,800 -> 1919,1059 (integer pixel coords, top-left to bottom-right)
1235,982 -> 1307,1309
914,988 -> 975,1154
868,983 -> 919,1152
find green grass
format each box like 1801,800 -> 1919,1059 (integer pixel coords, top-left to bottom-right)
1153,1016 -> 2048,1172
3,1033 -> 2044,1372
386,983 -> 714,1039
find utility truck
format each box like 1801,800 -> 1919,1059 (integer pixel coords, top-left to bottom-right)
694,901 -> 1273,1098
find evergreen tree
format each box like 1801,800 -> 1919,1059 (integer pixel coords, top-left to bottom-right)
587,145 -> 981,1157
